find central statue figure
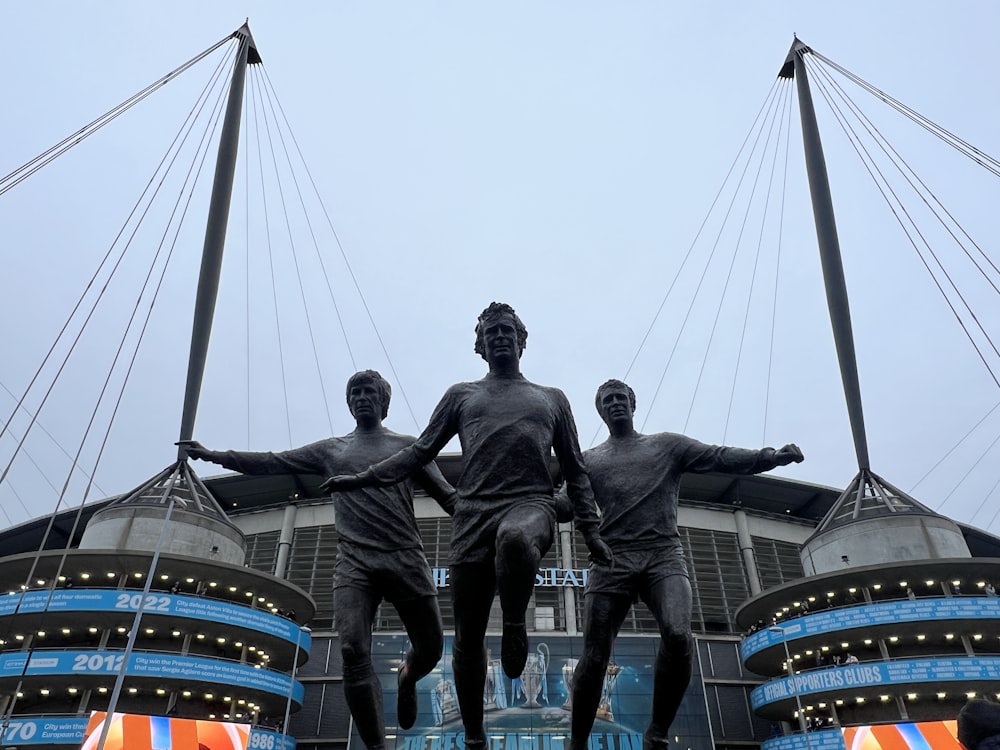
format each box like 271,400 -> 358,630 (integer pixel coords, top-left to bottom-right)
324,302 -> 612,750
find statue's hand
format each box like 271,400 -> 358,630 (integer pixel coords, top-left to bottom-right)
320,474 -> 363,494
586,537 -> 614,567
176,440 -> 211,461
774,443 -> 804,465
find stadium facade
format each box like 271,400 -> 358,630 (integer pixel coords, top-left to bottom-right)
0,454 -> 997,750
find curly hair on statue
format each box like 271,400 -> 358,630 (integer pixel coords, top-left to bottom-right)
473,302 -> 528,361
345,370 -> 392,419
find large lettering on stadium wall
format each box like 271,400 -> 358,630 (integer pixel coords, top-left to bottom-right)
432,568 -> 589,588
0,651 -> 305,703
751,657 -> 1000,710
0,589 -> 310,648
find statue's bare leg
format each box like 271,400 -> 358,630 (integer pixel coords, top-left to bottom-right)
450,563 -> 496,750
395,595 -> 445,729
569,592 -> 632,750
335,586 -> 385,750
640,575 -> 693,750
495,506 -> 553,678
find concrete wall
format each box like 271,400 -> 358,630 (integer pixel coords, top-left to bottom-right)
79,506 -> 246,564
801,515 -> 971,575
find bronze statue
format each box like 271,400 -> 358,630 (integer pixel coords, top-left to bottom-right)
322,303 -> 612,750
569,379 -> 803,750
179,370 -> 456,750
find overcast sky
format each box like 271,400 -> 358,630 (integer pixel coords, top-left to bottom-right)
1,2 -> 999,533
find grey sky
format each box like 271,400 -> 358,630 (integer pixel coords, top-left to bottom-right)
1,3 -> 998,531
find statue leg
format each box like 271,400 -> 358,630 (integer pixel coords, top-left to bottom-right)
335,586 -> 385,750
640,575 -> 693,750
395,595 -> 445,729
450,563 -> 496,749
569,592 -> 631,750
495,506 -> 553,678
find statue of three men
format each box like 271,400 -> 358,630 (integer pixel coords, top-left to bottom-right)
182,301 -> 803,750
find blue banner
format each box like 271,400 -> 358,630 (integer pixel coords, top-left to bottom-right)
0,651 -> 304,703
0,716 -> 89,746
0,589 -> 310,649
247,726 -> 296,750
762,729 -> 846,750
0,716 -> 294,748
742,596 -> 1000,658
751,656 -> 1000,709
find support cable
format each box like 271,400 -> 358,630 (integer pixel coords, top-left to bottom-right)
809,56 -> 1000,293
805,56 -> 1000,388
722,84 -> 792,442
0,418 -> 64,520
0,380 -> 107,498
641,82 -> 784,433
763,83 -> 795,446
249,73 -> 294,446
0,66 -> 226,682
909,398 -> 1000,497
0,480 -> 25,525
255,68 -> 335,434
621,78 -> 782,386
1,185 -> 196,715
982,475 -> 1000,531
686,83 -> 785,434
0,34 -> 235,196
945,427 -> 1000,526
261,67 -> 422,431
805,52 -> 1000,512
809,50 -> 1000,177
0,45 -> 234,454
603,81 -> 783,446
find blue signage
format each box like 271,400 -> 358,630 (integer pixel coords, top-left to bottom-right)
762,730 -> 845,750
742,597 -> 1000,658
0,716 -> 294,748
1,716 -> 89,746
0,589 -> 310,649
248,726 -> 297,750
0,650 -> 304,703
751,656 -> 1000,709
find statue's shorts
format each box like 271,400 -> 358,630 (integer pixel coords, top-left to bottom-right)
333,543 -> 437,602
585,544 -> 689,601
450,496 -> 556,565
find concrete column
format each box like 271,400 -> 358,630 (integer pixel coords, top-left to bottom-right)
559,524 -> 578,635
734,509 -> 762,595
274,504 -> 298,578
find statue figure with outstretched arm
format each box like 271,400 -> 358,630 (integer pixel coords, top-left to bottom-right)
179,370 -> 456,750
568,379 -> 803,750
323,303 -> 612,750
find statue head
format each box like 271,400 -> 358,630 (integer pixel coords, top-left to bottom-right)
474,302 -> 528,362
345,370 -> 391,420
595,379 -> 636,428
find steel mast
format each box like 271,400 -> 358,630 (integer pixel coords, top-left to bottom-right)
93,23 -> 261,750
780,38 -> 871,471
781,41 -> 961,555
177,22 -> 261,456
